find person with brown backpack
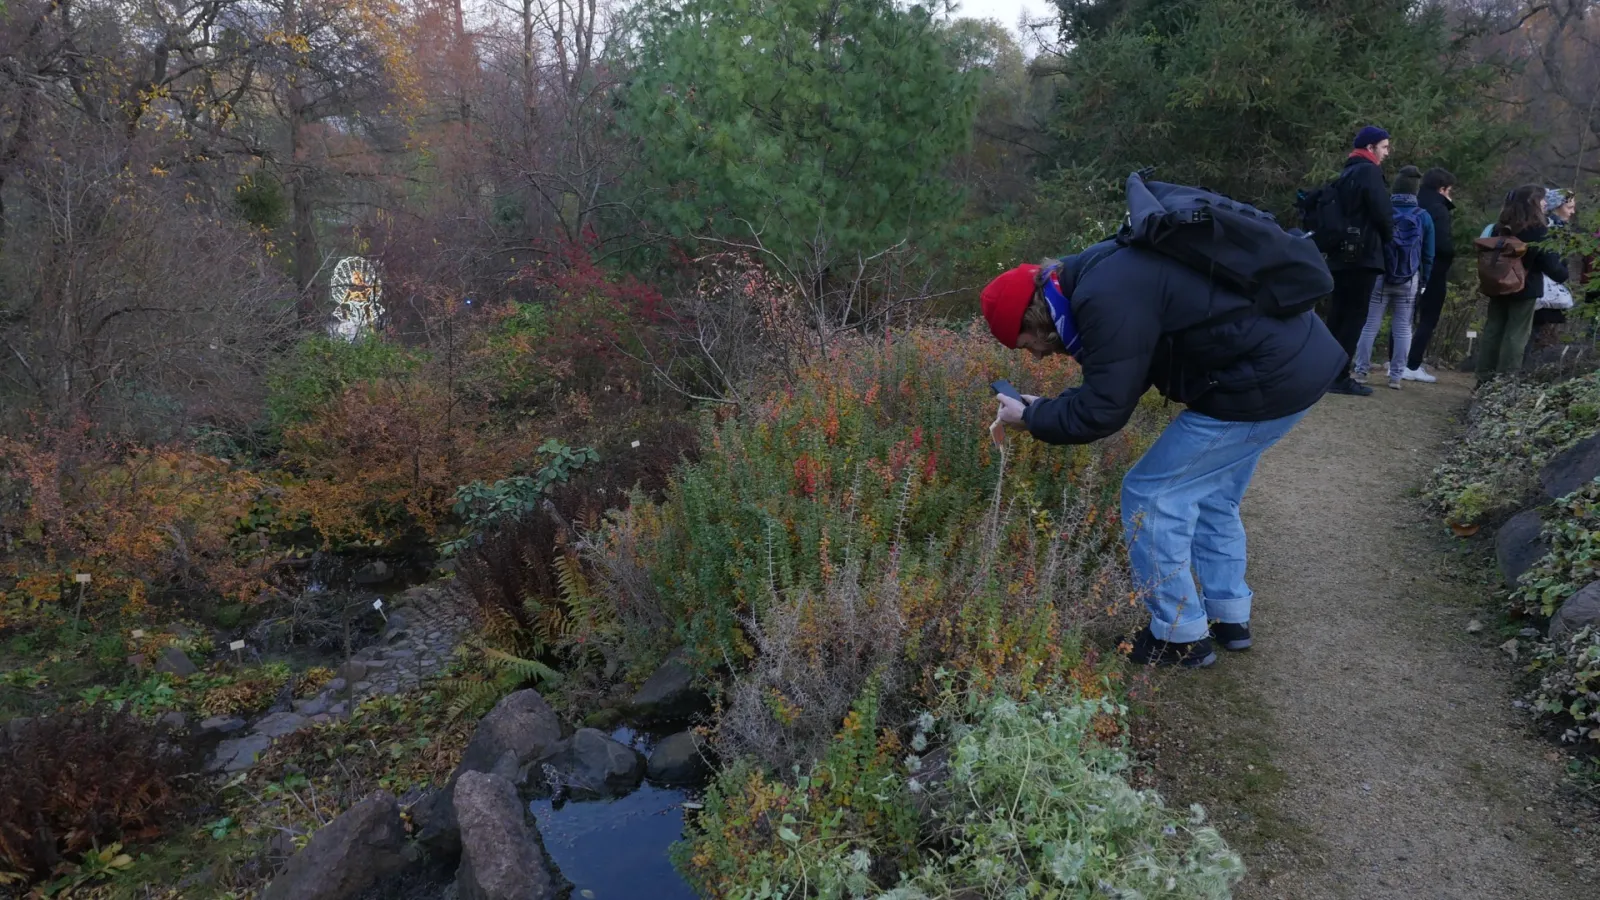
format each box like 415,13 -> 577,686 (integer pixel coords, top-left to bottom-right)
1474,184 -> 1569,384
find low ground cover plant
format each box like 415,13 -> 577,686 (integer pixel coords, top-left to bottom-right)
1427,372 -> 1600,525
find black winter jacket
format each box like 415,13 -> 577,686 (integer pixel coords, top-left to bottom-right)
1328,156 -> 1393,273
1419,187 -> 1455,262
1493,224 -> 1569,303
1021,243 -> 1347,445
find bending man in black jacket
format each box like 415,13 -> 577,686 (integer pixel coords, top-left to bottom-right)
1324,126 -> 1394,396
982,245 -> 1345,667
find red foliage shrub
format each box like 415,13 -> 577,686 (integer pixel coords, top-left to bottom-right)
0,708 -> 195,882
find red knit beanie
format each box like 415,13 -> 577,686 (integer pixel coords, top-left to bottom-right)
981,264 -> 1040,349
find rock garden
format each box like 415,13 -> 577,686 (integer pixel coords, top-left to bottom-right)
2,329 -> 1244,898
1428,368 -> 1600,785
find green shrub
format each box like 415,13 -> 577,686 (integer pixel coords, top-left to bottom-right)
265,335 -> 424,436
675,686 -> 921,899
895,689 -> 1244,899
1509,479 -> 1600,617
631,326 -> 1159,673
676,684 -> 1243,899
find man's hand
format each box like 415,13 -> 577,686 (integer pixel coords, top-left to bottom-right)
995,394 -> 1029,427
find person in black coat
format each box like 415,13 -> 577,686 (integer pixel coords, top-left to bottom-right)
981,244 -> 1344,668
1403,168 -> 1457,381
1323,125 -> 1394,397
1476,184 -> 1570,383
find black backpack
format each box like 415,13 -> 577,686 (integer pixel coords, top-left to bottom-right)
1078,170 -> 1334,322
1296,169 -> 1364,265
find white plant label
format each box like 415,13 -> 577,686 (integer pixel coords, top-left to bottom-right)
373,599 -> 384,611
631,440 -> 641,448
131,629 -> 145,639
1466,330 -> 1478,339
75,573 -> 92,584
229,640 -> 246,651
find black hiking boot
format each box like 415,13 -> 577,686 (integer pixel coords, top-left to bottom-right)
1327,375 -> 1373,397
1128,626 -> 1218,668
1209,620 -> 1252,651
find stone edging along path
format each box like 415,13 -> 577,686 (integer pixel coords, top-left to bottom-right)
206,580 -> 474,774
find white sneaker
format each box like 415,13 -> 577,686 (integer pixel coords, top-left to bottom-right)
1402,366 -> 1437,383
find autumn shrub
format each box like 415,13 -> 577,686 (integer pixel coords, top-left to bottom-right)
0,431 -> 276,629
0,707 -> 195,883
608,324 -> 1156,684
472,238 -> 664,425
272,377 -> 539,549
675,687 -> 920,898
716,561 -> 908,771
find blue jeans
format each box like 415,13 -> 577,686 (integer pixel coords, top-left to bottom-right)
1121,408 -> 1307,643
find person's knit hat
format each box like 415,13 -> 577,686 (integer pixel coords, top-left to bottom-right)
981,264 -> 1040,349
1352,125 -> 1390,149
1546,187 -> 1572,211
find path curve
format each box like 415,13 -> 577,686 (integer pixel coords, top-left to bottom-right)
1149,371 -> 1597,899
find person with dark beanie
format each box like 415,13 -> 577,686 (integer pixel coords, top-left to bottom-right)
1402,167 -> 1456,382
1323,125 -> 1394,396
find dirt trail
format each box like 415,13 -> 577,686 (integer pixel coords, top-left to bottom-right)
1149,370 -> 1597,900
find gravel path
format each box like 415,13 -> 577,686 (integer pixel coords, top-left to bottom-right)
1147,370 -> 1597,899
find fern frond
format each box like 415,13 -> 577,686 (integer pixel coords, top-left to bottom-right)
481,646 -> 563,687
437,674 -> 505,722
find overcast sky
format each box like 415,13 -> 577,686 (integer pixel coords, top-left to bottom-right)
948,0 -> 1051,37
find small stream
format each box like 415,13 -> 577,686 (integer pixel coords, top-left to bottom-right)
526,726 -> 699,900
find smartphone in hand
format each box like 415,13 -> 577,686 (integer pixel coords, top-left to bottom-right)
991,379 -> 1025,403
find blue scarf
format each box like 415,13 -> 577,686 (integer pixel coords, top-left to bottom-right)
1040,264 -> 1083,358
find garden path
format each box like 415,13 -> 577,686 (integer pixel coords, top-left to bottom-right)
1149,370 -> 1597,899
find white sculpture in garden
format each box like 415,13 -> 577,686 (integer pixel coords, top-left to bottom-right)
328,256 -> 384,341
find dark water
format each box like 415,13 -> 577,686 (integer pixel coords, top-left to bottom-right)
526,726 -> 700,900
528,785 -> 698,900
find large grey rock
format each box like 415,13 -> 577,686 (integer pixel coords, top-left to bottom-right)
453,772 -> 558,900
628,652 -> 709,724
154,646 -> 198,677
294,696 -> 328,717
546,728 -> 645,799
458,690 -> 565,780
414,690 -> 566,861
199,715 -> 247,735
157,711 -> 189,731
210,734 -> 272,773
4,717 -> 33,744
353,560 -> 394,585
253,712 -> 308,739
646,731 -> 710,785
1496,508 -> 1549,589
1551,581 -> 1600,642
261,791 -> 407,900
1541,432 -> 1600,501
337,660 -> 368,683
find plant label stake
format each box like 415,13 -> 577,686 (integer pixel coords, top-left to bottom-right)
1466,329 -> 1477,356
631,440 -> 641,449
229,639 -> 246,663
131,629 -> 144,639
73,573 -> 92,624
373,598 -> 387,623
